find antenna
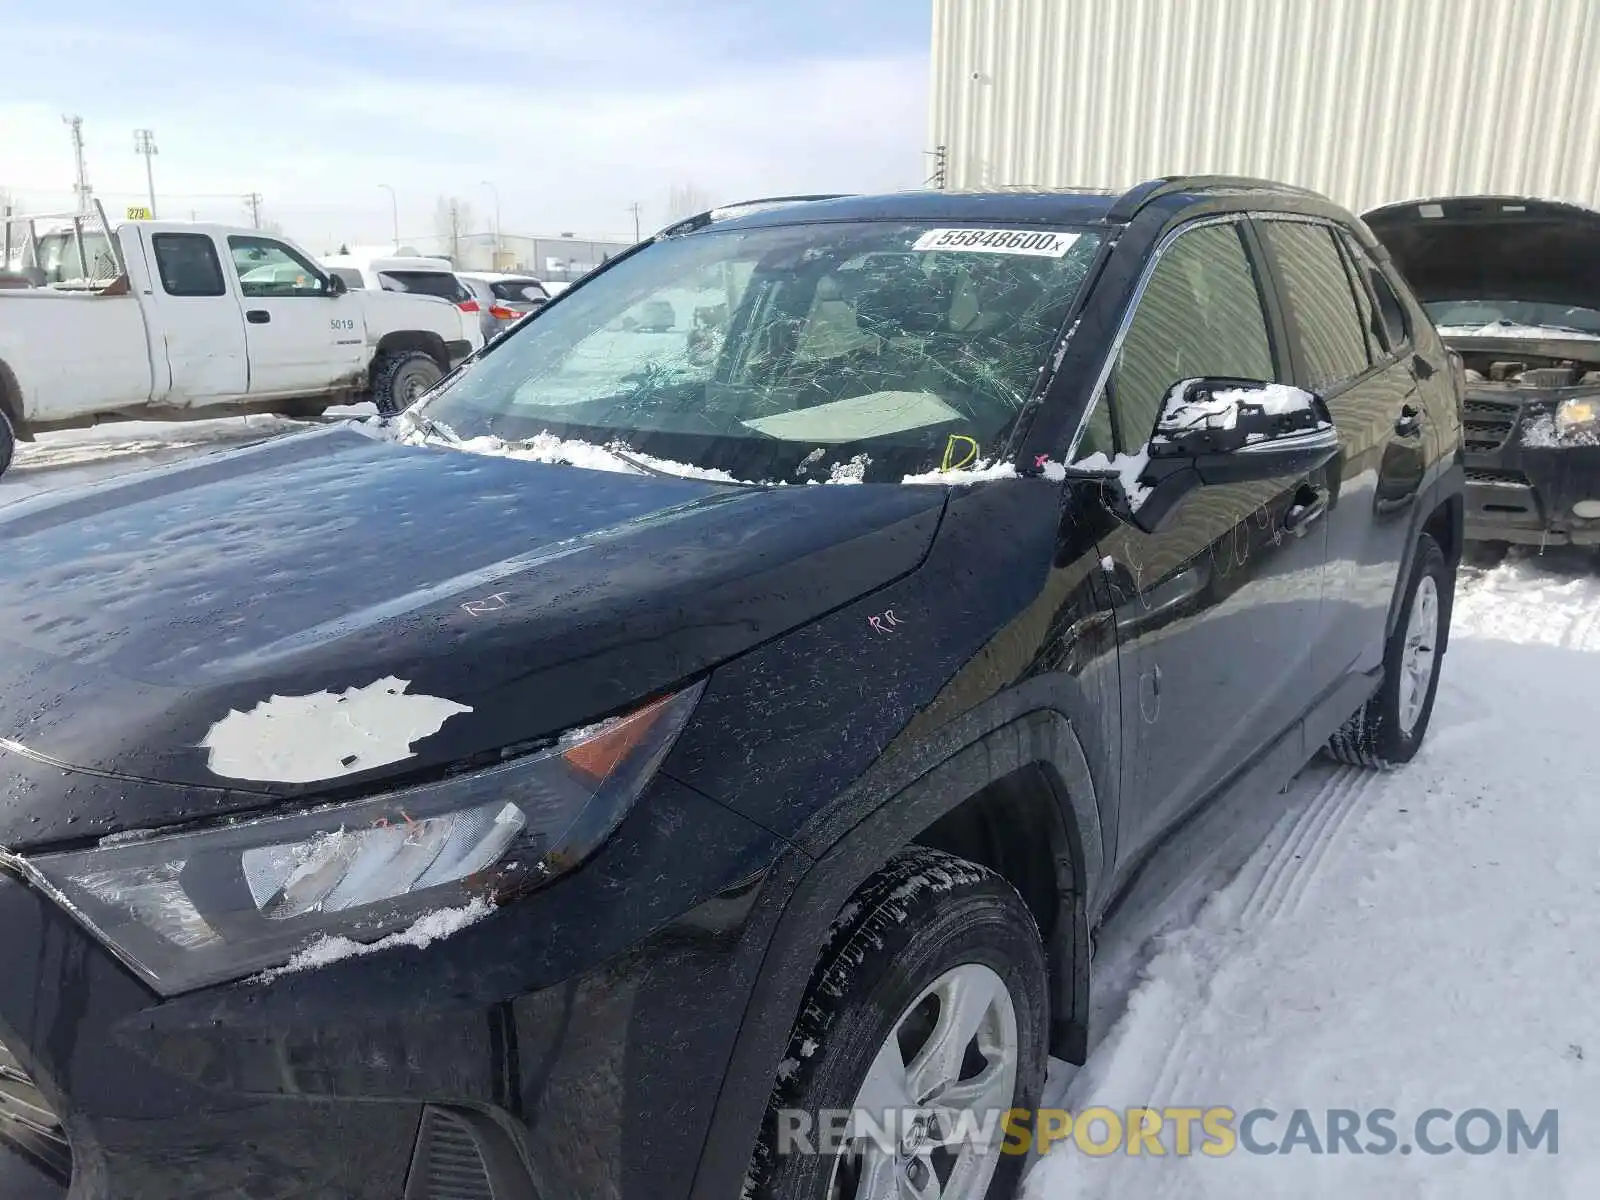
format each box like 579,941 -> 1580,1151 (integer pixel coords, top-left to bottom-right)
133,128 -> 158,218
63,114 -> 92,212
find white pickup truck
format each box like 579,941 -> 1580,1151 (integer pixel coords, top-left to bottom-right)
0,207 -> 482,477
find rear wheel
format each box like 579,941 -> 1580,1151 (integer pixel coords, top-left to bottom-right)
746,848 -> 1048,1200
372,350 -> 443,417
0,406 -> 14,478
1326,532 -> 1452,768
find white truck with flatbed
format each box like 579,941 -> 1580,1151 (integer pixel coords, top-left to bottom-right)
0,206 -> 481,477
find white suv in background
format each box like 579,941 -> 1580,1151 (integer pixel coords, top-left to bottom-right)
322,253 -> 485,355
458,272 -> 551,340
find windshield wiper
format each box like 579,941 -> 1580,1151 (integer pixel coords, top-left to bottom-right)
402,411 -> 461,445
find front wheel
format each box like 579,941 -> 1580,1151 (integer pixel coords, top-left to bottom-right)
371,350 -> 443,417
0,406 -> 15,478
1326,532 -> 1453,768
746,848 -> 1049,1200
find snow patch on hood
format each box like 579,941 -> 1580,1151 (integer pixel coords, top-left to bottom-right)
256,897 -> 494,981
1438,322 -> 1600,341
199,676 -> 473,784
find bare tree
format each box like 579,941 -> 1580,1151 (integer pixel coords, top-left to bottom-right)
664,182 -> 713,223
434,196 -> 476,262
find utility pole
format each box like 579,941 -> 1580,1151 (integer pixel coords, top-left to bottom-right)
133,128 -> 158,218
925,144 -> 949,191
627,201 -> 642,242
243,192 -> 263,229
377,183 -> 399,250
449,199 -> 463,262
481,180 -> 500,266
63,114 -> 92,213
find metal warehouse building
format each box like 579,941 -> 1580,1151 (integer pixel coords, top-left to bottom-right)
930,0 -> 1600,212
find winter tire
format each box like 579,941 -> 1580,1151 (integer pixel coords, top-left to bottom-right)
0,405 -> 14,479
1327,532 -> 1452,769
372,350 -> 443,417
746,847 -> 1049,1200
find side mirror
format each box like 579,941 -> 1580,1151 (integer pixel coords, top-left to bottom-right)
1074,378 -> 1339,534
327,274 -> 348,296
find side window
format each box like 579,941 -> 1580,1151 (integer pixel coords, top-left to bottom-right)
1332,232 -> 1384,361
151,233 -> 225,298
1107,222 -> 1276,450
227,237 -> 330,298
328,268 -> 366,291
1261,222 -> 1371,389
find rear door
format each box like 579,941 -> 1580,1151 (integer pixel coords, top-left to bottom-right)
138,229 -> 248,403
377,269 -> 477,346
1081,218 -> 1330,863
226,235 -> 364,396
1254,218 -> 1421,688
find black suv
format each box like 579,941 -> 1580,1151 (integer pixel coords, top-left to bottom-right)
1366,195 -> 1600,550
0,177 -> 1463,1200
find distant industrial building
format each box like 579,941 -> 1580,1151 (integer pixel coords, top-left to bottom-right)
447,231 -> 634,281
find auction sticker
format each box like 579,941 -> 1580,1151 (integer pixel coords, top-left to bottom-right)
912,228 -> 1081,257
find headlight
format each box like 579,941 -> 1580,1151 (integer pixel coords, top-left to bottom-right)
20,683 -> 702,995
1555,396 -> 1600,437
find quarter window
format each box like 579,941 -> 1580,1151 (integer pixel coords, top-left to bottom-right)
1261,222 -> 1371,389
1106,222 -> 1276,451
228,237 -> 330,298
152,233 -> 225,297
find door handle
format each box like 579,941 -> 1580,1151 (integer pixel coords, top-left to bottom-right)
1284,485 -> 1328,535
246,310 -> 271,324
1395,403 -> 1422,437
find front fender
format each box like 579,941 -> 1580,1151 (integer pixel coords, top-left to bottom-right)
689,701 -> 1107,1200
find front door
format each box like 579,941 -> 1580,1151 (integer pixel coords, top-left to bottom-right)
225,235 -> 364,397
1074,219 -> 1330,864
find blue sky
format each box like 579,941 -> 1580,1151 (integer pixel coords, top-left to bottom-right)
3,0 -> 931,249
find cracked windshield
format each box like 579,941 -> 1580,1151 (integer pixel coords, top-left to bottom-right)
417,222 -> 1101,482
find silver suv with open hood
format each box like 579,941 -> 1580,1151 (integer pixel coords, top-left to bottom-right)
1366,195 -> 1600,548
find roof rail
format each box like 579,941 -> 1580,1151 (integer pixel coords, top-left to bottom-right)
658,194 -> 854,239
1106,175 -> 1327,222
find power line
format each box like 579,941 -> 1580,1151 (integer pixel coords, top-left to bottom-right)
133,128 -> 158,218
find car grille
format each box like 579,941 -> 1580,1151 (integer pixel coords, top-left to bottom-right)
1465,467 -> 1532,486
0,1042 -> 70,1183
1462,396 -> 1522,453
405,1107 -> 496,1200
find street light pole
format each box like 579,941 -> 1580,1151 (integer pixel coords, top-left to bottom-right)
377,183 -> 399,250
133,129 -> 158,218
481,180 -> 501,266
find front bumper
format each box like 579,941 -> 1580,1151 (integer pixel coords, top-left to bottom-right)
1461,394 -> 1600,544
0,758 -> 789,1200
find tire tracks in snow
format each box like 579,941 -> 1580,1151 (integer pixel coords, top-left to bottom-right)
1136,764 -> 1382,1107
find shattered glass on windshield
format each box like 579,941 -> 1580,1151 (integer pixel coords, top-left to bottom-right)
417,221 -> 1102,483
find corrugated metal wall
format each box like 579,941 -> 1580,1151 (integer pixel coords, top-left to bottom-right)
930,0 -> 1600,213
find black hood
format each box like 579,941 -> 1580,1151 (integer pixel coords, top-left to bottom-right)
0,425 -> 944,844
1363,195 -> 1600,311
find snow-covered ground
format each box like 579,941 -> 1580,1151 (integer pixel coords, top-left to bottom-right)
4,426 -> 1596,1197
1029,549 -> 1600,1198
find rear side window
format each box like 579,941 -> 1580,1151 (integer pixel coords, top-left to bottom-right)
1107,222 -> 1276,450
1338,232 -> 1412,353
152,233 -> 225,297
328,267 -> 366,291
1261,222 -> 1372,389
490,279 -> 548,302
379,270 -> 470,303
